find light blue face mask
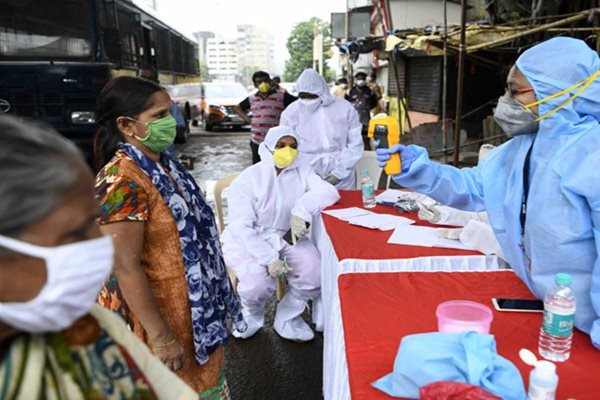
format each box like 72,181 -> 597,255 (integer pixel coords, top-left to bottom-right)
493,96 -> 539,137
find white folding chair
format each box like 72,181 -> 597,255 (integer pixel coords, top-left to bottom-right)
213,173 -> 286,300
355,151 -> 385,189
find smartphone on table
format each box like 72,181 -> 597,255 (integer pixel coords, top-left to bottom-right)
491,298 -> 544,313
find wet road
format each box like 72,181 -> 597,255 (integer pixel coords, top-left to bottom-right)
174,127 -> 324,400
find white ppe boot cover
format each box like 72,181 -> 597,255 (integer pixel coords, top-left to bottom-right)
273,289 -> 314,342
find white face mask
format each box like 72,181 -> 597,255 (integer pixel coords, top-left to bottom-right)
0,235 -> 114,333
299,98 -> 322,112
355,79 -> 366,87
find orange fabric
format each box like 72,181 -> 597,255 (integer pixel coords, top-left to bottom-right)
324,190 -> 482,261
338,271 -> 600,400
96,152 -> 223,392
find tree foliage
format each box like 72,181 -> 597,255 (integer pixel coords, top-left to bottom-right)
199,60 -> 210,82
283,17 -> 333,82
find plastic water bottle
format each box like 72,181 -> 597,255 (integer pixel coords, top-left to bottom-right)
527,360 -> 558,400
360,169 -> 376,208
538,273 -> 576,362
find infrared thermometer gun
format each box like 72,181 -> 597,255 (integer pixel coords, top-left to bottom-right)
368,114 -> 402,175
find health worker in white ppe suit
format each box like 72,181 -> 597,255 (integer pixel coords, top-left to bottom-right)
280,68 -> 363,189
221,125 -> 340,341
377,37 -> 600,348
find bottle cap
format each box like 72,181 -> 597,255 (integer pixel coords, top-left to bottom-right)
534,360 -> 557,377
555,273 -> 572,286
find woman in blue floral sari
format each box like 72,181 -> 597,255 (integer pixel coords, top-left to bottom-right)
93,77 -> 244,398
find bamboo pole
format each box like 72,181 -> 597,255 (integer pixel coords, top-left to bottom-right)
466,9 -> 598,53
442,0 -> 449,163
453,0 -> 467,167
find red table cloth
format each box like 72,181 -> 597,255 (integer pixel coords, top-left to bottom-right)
323,190 -> 483,261
339,270 -> 600,400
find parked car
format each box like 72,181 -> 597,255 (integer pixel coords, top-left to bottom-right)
200,82 -> 249,131
166,81 -> 248,131
166,83 -> 202,127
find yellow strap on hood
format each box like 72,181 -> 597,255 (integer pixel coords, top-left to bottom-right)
525,70 -> 600,122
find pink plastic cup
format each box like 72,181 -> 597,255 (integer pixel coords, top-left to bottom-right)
436,300 -> 493,334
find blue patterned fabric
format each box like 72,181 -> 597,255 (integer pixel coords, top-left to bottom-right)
119,143 -> 244,364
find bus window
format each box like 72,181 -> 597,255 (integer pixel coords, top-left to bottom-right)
0,0 -> 92,60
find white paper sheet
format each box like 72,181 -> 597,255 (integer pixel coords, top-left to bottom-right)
323,207 -> 414,231
387,225 -> 474,250
375,189 -> 406,205
322,207 -> 372,221
375,189 -> 438,207
346,213 -> 414,231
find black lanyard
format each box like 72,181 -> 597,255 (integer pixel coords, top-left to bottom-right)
520,141 -> 535,238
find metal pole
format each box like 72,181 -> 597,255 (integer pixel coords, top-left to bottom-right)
383,0 -> 393,32
442,0 -> 448,164
453,0 -> 467,167
345,2 -> 351,83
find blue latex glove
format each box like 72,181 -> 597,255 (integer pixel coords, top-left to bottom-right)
375,144 -> 417,174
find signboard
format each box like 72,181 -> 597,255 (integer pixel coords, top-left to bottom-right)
331,11 -> 371,39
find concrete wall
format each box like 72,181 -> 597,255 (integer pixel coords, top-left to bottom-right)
389,0 -> 463,30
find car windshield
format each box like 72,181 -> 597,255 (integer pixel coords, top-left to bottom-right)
168,85 -> 201,98
0,0 -> 92,59
205,83 -> 247,98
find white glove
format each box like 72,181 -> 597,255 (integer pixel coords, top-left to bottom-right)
418,205 -> 441,223
323,174 -> 340,186
267,258 -> 291,278
437,228 -> 463,240
290,215 -> 309,244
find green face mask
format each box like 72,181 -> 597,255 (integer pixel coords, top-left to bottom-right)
132,115 -> 177,153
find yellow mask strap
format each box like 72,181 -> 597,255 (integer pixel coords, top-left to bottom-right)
524,70 -> 600,122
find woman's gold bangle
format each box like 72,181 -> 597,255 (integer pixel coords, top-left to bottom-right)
152,336 -> 177,350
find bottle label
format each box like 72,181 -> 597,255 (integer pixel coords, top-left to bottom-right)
542,307 -> 574,337
528,382 -> 556,400
361,185 -> 374,198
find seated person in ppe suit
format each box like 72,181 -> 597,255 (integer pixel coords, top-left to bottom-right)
280,68 -> 363,189
377,37 -> 600,348
221,125 -> 340,341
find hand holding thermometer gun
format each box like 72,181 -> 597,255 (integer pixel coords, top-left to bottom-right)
368,114 -> 402,175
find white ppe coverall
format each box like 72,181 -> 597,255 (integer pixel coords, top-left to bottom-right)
391,38 -> 600,348
280,69 -> 363,190
221,126 -> 340,341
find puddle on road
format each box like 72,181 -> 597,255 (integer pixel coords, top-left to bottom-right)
175,133 -> 252,228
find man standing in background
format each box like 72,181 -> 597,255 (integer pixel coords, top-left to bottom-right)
331,77 -> 348,98
272,76 -> 285,92
235,71 -> 297,163
280,68 -> 363,190
346,71 -> 377,150
368,71 -> 384,115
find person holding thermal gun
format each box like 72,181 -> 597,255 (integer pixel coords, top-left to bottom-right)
377,37 -> 600,349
